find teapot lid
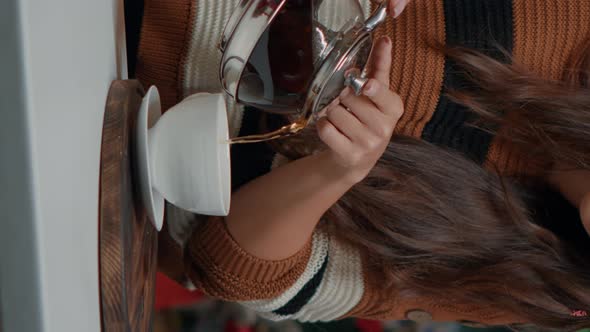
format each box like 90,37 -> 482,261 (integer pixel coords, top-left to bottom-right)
219,0 -> 388,127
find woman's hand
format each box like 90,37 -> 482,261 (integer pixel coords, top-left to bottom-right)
226,38 -> 401,259
316,36 -> 404,184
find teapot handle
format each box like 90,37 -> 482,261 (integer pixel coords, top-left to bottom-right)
342,2 -> 389,95
364,1 -> 389,32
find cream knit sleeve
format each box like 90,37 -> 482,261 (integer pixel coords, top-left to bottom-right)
184,218 -> 365,322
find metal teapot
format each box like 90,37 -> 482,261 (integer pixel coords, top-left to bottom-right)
219,0 -> 389,143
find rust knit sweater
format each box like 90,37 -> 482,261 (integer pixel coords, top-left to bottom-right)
137,0 -> 590,327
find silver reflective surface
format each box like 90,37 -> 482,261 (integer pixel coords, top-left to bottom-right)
345,68 -> 369,96
311,0 -> 364,63
219,0 -> 250,52
220,0 -> 388,143
302,1 -> 387,122
307,31 -> 372,120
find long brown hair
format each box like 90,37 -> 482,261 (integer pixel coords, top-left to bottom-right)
266,39 -> 590,330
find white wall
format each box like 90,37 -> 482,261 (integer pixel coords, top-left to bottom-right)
0,0 -> 127,331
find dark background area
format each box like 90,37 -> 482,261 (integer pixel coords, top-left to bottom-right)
124,0 -> 143,78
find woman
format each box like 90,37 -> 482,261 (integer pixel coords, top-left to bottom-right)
136,0 -> 590,329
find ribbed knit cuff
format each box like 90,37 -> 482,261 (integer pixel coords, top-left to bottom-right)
184,217 -> 313,301
136,0 -> 194,111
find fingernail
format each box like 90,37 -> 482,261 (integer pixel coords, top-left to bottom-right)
394,0 -> 406,18
381,36 -> 392,46
389,0 -> 398,16
394,6 -> 405,18
340,87 -> 351,98
363,80 -> 377,96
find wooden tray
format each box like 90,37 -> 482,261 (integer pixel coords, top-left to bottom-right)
99,80 -> 158,332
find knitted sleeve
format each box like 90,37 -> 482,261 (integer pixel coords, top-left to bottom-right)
184,218 -> 365,322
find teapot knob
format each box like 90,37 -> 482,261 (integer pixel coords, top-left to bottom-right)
345,69 -> 369,95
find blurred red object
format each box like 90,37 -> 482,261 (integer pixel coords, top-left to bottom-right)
225,321 -> 255,332
155,272 -> 204,311
356,319 -> 384,332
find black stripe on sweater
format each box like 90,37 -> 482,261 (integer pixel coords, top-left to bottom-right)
422,0 -> 514,164
272,254 -> 330,316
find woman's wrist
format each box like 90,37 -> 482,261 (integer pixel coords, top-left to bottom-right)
316,150 -> 372,186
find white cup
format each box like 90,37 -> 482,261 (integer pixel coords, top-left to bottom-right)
136,87 -> 231,230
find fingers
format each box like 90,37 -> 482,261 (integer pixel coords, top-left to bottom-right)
339,88 -> 388,133
367,36 -> 393,86
317,27 -> 403,151
361,36 -> 402,119
326,105 -> 367,142
316,116 -> 351,154
361,79 -> 404,120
